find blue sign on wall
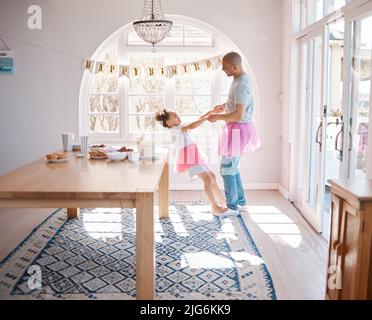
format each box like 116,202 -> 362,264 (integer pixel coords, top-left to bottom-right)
0,51 -> 14,74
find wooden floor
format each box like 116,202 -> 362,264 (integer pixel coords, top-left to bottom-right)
0,190 -> 328,300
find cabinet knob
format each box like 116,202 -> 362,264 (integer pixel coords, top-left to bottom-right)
333,241 -> 340,250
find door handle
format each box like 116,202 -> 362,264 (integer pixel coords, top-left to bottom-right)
316,120 -> 323,152
335,123 -> 352,160
348,131 -> 353,152
335,127 -> 343,161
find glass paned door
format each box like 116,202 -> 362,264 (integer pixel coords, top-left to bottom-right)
348,15 -> 372,179
308,35 -> 324,211
323,19 -> 345,240
297,31 -> 326,232
295,3 -> 372,239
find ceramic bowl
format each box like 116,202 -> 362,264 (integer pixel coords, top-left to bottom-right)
107,152 -> 127,161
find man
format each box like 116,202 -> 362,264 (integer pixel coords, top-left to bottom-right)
207,52 -> 261,216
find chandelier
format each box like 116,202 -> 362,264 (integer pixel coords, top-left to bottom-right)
133,0 -> 173,52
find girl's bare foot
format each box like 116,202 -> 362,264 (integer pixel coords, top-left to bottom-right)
212,205 -> 228,215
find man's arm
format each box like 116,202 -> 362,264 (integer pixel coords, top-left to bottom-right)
199,104 -> 225,119
211,104 -> 226,114
208,104 -> 245,123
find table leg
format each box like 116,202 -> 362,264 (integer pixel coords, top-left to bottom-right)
136,192 -> 155,300
67,208 -> 80,219
158,161 -> 169,219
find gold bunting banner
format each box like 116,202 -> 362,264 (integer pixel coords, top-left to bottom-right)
82,54 -> 224,79
94,61 -> 104,74
109,64 -> 116,73
82,59 -> 95,73
119,65 -> 129,77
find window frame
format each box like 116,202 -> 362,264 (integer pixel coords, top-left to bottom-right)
86,42 -> 226,142
121,46 -> 225,140
79,16 -> 259,144
297,0 -> 358,32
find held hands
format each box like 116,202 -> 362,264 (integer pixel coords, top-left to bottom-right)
213,104 -> 225,113
198,104 -> 224,122
207,114 -> 220,123
206,105 -> 225,122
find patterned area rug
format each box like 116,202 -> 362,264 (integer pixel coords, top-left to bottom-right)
0,201 -> 276,300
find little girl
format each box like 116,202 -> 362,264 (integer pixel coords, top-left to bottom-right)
155,108 -> 227,215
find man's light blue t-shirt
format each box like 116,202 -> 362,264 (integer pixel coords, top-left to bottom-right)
225,72 -> 253,123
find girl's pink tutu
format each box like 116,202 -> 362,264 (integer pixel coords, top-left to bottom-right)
175,143 -> 208,173
218,122 -> 261,157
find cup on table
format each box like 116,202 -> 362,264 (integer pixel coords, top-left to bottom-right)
62,133 -> 74,152
80,136 -> 89,155
128,151 -> 140,163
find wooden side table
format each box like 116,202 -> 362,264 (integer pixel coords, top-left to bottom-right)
326,179 -> 372,300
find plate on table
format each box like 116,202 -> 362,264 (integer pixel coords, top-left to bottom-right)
90,144 -> 106,149
90,144 -> 115,152
89,154 -> 107,160
89,149 -> 108,159
46,157 -> 70,163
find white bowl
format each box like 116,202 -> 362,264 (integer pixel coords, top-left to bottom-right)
128,151 -> 140,162
107,152 -> 127,161
90,144 -> 115,152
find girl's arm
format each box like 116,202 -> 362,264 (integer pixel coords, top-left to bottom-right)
199,104 -> 225,119
181,117 -> 207,132
208,104 -> 245,123
181,104 -> 226,132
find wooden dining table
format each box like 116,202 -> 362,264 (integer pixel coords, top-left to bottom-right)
0,149 -> 169,300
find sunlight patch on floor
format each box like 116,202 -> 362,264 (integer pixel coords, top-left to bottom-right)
229,251 -> 266,267
168,207 -> 190,237
216,218 -> 238,242
185,205 -> 214,222
247,206 -> 282,214
249,213 -> 293,224
247,206 -> 303,248
180,251 -> 265,269
181,252 -> 235,269
80,205 -> 269,269
82,209 -> 123,241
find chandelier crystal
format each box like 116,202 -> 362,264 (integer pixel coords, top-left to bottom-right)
133,0 -> 173,52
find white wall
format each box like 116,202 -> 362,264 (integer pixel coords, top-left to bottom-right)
0,0 -> 283,190
280,0 -> 294,197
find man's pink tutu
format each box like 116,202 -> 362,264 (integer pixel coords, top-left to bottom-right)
218,122 -> 261,157
175,143 -> 208,173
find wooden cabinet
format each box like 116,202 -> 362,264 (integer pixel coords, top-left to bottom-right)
326,179 -> 372,300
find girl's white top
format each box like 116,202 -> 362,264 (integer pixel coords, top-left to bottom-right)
169,125 -> 193,149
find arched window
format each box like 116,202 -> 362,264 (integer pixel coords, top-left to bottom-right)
79,15 -> 259,142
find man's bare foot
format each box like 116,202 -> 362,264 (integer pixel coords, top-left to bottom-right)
212,205 -> 228,215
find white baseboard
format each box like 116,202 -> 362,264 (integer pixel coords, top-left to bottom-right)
244,183 -> 279,190
170,183 -> 280,191
278,184 -> 290,199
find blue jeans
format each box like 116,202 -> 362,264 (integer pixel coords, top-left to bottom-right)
220,156 -> 247,210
